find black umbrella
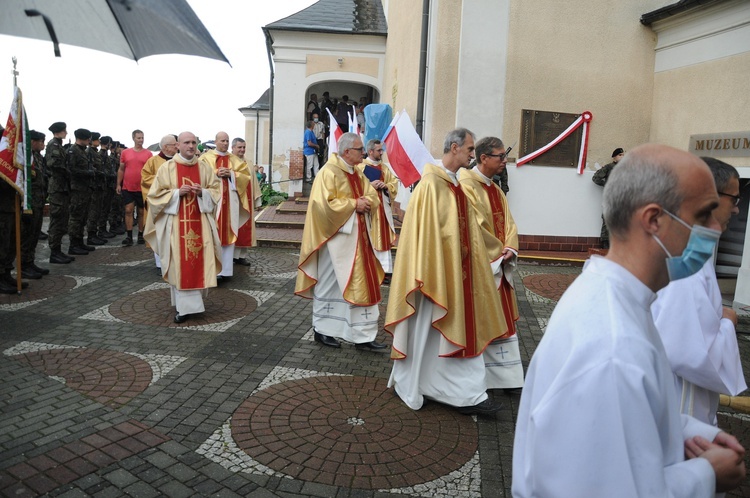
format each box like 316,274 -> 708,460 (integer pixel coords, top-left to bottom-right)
0,0 -> 229,64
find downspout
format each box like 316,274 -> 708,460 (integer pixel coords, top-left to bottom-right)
255,109 -> 260,167
263,28 -> 275,185
415,0 -> 430,139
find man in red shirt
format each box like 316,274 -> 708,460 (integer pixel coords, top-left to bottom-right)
117,129 -> 152,245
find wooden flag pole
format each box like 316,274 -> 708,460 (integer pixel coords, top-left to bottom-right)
15,194 -> 22,293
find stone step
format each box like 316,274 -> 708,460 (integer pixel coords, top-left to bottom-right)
276,200 -> 308,215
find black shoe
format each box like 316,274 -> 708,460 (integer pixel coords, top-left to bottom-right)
174,313 -> 188,324
20,267 -> 43,280
457,398 -> 503,416
382,274 -> 392,286
314,331 -> 341,348
216,275 -> 229,284
1,274 -> 28,289
31,263 -> 50,275
137,234 -> 145,245
68,246 -> 89,256
50,251 -> 73,264
355,340 -> 389,350
111,226 -> 126,235
234,258 -> 251,267
502,387 -> 523,396
0,279 -> 16,294
38,231 -> 49,240
99,230 -> 116,239
81,243 -> 95,251
122,237 -> 133,246
87,236 -> 106,246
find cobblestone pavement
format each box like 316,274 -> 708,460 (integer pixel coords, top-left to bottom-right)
2,234 -> 750,497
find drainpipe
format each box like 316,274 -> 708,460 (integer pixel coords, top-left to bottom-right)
263,28 -> 275,185
255,109 -> 260,167
415,0 -> 430,139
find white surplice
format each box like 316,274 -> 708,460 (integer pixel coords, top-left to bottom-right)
652,257 -> 747,426
513,256 -> 720,498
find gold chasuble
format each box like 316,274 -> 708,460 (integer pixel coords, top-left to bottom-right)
235,172 -> 261,248
295,153 -> 385,306
357,159 -> 398,251
385,163 -> 509,360
200,150 -> 251,246
141,153 -> 167,201
460,168 -> 520,334
143,156 -> 222,290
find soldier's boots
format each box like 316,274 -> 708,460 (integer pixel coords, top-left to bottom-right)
20,266 -> 43,280
87,232 -> 107,246
111,224 -> 126,235
69,240 -> 90,255
78,239 -> 96,252
31,263 -> 50,275
50,249 -> 74,264
99,230 -> 116,239
0,279 -> 16,294
1,271 -> 28,289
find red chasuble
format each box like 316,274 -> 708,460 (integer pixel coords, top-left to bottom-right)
214,155 -> 233,245
448,182 -> 478,355
481,182 -> 519,334
177,162 -> 205,290
345,171 -> 382,304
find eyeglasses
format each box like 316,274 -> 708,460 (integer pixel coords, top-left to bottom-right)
486,152 -> 508,160
719,192 -> 742,206
348,147 -> 365,152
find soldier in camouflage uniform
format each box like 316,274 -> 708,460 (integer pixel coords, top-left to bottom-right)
46,121 -> 75,264
108,141 -> 126,235
85,132 -> 107,246
592,147 -> 625,249
67,128 -> 95,255
19,130 -> 51,279
97,136 -> 116,239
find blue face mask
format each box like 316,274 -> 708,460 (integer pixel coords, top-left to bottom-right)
652,209 -> 721,281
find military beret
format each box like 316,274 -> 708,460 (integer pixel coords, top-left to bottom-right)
100,136 -> 111,145
49,121 -> 66,133
612,147 -> 624,158
74,128 -> 91,140
91,132 -> 101,141
29,130 -> 45,141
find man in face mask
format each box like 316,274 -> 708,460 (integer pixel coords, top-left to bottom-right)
513,144 -> 746,497
652,157 -> 746,427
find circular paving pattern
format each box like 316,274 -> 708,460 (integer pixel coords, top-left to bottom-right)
0,275 -> 76,304
12,348 -> 152,408
522,273 -> 577,301
241,247 -> 300,276
109,287 -> 257,327
231,376 -> 478,490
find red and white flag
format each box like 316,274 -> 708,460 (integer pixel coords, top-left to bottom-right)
347,104 -> 359,135
0,86 -> 31,211
382,110 -> 433,187
326,107 -> 343,158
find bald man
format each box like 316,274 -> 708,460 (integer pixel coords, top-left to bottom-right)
199,132 -> 252,282
513,145 -> 746,497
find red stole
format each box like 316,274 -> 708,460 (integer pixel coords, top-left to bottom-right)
481,182 -> 519,333
215,155 -> 233,245
177,162 -> 205,290
448,182 -> 477,356
345,171 -> 382,304
370,165 -> 393,251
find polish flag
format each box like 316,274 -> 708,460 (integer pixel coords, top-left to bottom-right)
382,111 -> 433,187
326,108 -> 343,158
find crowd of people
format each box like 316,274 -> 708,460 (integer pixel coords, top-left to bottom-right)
1,114 -> 747,494
295,129 -> 748,496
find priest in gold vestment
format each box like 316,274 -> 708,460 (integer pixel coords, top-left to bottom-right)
144,132 -> 222,324
200,131 -> 252,281
141,134 -> 177,272
295,133 -> 388,350
385,128 -> 510,415
459,136 -> 523,393
231,138 -> 262,266
357,139 -> 398,275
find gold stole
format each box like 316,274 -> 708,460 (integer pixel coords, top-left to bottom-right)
177,162 -> 205,290
448,182 -> 478,356
370,165 -> 393,251
215,155 -> 233,244
482,182 -> 520,332
344,171 -> 382,305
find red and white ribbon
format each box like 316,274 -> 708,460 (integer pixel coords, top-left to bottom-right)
516,111 -> 593,174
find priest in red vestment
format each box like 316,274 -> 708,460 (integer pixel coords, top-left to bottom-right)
144,132 -> 222,324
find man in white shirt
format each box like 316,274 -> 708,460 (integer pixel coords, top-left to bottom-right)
652,157 -> 746,426
513,144 -> 746,497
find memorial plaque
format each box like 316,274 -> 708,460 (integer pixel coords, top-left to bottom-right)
519,109 -> 583,167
